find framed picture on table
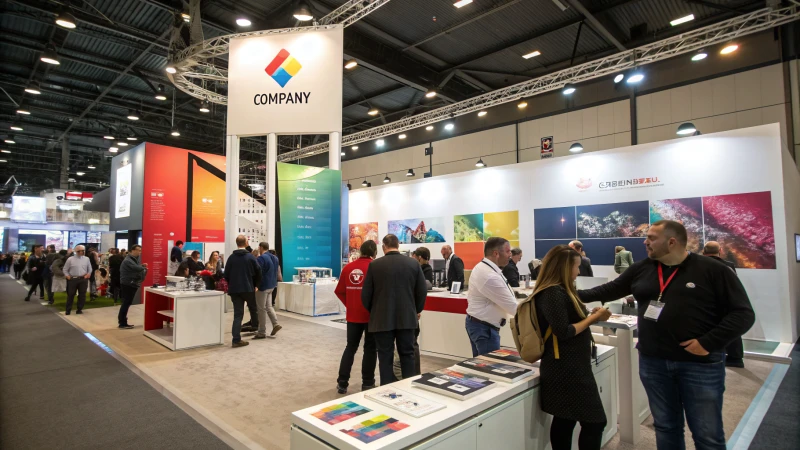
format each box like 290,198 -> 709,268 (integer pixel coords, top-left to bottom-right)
450,282 -> 462,294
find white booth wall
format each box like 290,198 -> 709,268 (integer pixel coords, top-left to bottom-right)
348,124 -> 800,345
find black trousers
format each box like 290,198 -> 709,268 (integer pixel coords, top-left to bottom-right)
65,278 -> 88,313
373,329 -> 415,386
550,416 -> 606,450
726,337 -> 744,361
110,277 -> 120,302
118,284 -> 138,326
26,276 -> 44,299
229,292 -> 256,343
337,322 -> 377,388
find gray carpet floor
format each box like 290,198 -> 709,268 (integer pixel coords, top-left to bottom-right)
749,340 -> 800,449
0,275 -> 230,450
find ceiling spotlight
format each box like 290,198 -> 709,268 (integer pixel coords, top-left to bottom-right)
341,151 -> 345,156
25,82 -> 42,95
117,142 -> 129,147
171,128 -> 180,137
346,182 -> 352,190
670,14 -> 694,27
676,122 -> 697,135
399,134 -> 407,139
569,142 -> 584,152
165,64 -> 177,74
367,108 -> 379,116
155,84 -> 167,100
475,157 -> 485,168
103,134 -> 114,140
76,171 -> 85,176
236,18 -> 252,27
40,47 -> 60,65
522,50 -> 541,59
425,90 -> 437,98
453,0 -> 473,8
293,1 -> 313,21
10,126 -> 22,131
720,43 -> 738,55
127,110 -> 140,120
376,139 -> 385,147
362,179 -> 368,187
477,111 -> 487,117
4,137 -> 15,144
17,109 -> 31,115
0,150 -> 10,154
127,135 -> 137,141
199,100 -> 210,113
518,101 -> 528,109
344,59 -> 358,69
562,83 -> 576,95
55,11 -> 77,29
692,50 -> 708,61
406,168 -> 415,177
351,145 -> 359,150
626,71 -> 644,84
613,73 -> 624,83
383,174 -> 391,183
181,12 -> 190,22
426,125 -> 434,131
444,123 -> 455,131
109,147 -> 118,153
367,182 -> 372,187
88,164 -> 96,169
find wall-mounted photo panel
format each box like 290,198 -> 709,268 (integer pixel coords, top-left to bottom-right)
454,214 -> 484,242
349,222 -> 379,258
703,191 -> 776,269
483,211 -> 519,242
581,238 -> 647,266
454,242 -> 484,270
650,197 -> 704,253
534,240 -> 574,260
534,206 -> 576,240
577,201 -> 649,238
388,218 -> 446,244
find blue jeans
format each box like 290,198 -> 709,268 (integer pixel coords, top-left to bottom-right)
465,316 -> 501,357
639,352 -> 726,450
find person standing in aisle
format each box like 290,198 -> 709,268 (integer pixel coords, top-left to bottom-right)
569,241 -> 593,277
88,249 -> 99,301
269,249 -> 281,307
254,242 -> 282,340
502,247 -> 523,288
362,234 -> 427,385
412,247 -> 433,284
50,250 -> 68,303
169,240 -> 184,279
43,244 -> 58,303
63,246 -> 92,315
465,237 -> 519,356
614,246 -> 635,274
440,245 -> 464,289
14,253 -> 26,280
579,220 -> 755,450
24,245 -> 46,301
118,245 -> 148,329
224,235 -> 261,348
335,240 -> 378,394
108,248 -> 123,304
702,241 -> 745,368
534,245 -> 612,450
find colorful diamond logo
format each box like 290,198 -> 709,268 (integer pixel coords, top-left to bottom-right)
265,49 -> 302,88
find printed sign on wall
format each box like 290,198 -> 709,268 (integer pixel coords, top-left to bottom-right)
227,27 -> 344,136
540,136 -> 554,159
115,164 -> 132,219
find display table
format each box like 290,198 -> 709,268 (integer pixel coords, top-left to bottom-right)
277,280 -> 341,316
291,346 -> 617,450
142,287 -> 225,351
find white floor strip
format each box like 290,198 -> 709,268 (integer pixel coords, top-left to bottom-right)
727,363 -> 790,450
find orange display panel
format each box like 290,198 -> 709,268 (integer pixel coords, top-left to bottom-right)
454,242 -> 484,271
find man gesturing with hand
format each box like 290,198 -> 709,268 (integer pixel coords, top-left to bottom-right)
578,220 -> 754,450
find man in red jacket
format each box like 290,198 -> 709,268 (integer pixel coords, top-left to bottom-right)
335,240 -> 378,394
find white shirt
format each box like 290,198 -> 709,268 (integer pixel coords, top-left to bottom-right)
466,258 -> 519,327
445,253 -> 456,274
63,255 -> 92,277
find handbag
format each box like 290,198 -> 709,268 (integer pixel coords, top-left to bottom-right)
215,278 -> 228,293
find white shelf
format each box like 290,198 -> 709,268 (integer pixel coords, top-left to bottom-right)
144,327 -> 174,349
157,310 -> 175,318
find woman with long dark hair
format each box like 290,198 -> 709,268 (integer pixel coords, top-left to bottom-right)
532,244 -> 612,450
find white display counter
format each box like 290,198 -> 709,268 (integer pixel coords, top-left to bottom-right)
277,280 -> 342,316
291,346 -> 617,450
142,287 -> 225,351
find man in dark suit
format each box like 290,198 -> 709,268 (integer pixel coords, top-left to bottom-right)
703,241 -> 745,368
362,234 -> 428,385
440,245 -> 464,290
569,240 -> 594,277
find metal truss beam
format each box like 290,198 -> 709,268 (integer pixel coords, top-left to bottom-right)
319,0 -> 393,27
278,5 -> 800,161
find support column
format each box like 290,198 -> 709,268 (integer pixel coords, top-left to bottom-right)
629,88 -> 638,145
224,135 -> 240,260
60,139 -> 70,189
329,131 -> 341,170
267,133 -> 278,245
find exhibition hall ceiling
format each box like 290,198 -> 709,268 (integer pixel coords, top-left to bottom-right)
0,0 -> 768,195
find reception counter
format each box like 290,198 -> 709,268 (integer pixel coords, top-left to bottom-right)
142,288 -> 225,351
277,280 -> 342,316
291,345 -> 617,450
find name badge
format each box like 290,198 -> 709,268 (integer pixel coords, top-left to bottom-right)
644,299 -> 665,321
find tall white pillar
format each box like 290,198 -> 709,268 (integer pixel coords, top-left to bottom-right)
224,135 -> 240,260
267,133 -> 278,245
329,131 -> 341,170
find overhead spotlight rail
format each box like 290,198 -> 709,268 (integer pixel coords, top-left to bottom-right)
169,0 -> 393,104
278,4 -> 800,162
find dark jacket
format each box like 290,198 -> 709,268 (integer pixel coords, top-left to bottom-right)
44,252 -> 59,276
420,263 -> 433,284
707,255 -> 736,273
224,249 -> 261,294
256,252 -> 279,291
446,254 -> 465,288
578,256 -> 594,277
26,254 -> 46,279
170,246 -> 183,263
120,255 -> 147,287
502,259 -> 520,287
187,258 -> 204,276
361,251 -> 428,332
109,254 -> 123,280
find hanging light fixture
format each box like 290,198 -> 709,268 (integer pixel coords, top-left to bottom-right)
55,11 -> 77,29
346,181 -> 352,190
199,100 -> 210,113
562,83 -> 576,95
569,142 -> 584,152
155,84 -> 167,100
383,174 -> 391,183
351,145 -> 359,150
398,134 -> 406,139
361,179 -> 368,187
720,43 -> 738,55
236,17 -> 252,27
426,125 -> 434,131
16,109 -> 31,115
88,163 -> 96,169
425,90 -> 437,98
171,128 -> 180,137
344,59 -> 358,69
367,108 -> 379,116
165,64 -> 177,74
127,109 -> 140,120
676,122 -> 698,135
475,157 -> 485,168
691,50 -> 708,61
518,100 -> 528,109
444,123 -> 455,131
127,134 -> 137,141
40,46 -> 60,65
406,169 -> 415,177
10,126 -> 22,131
0,150 -> 11,154
477,111 -> 487,117
341,150 -> 345,156
613,73 -> 624,83
293,1 -> 313,21
4,136 -> 16,144
117,142 -> 129,147
25,82 -> 42,95
109,147 -> 118,153
626,70 -> 644,84
76,171 -> 85,176
103,128 -> 115,140
169,94 -> 180,137
376,139 -> 384,147
181,11 -> 191,22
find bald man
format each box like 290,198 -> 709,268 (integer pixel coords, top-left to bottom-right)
440,245 -> 464,289
703,241 -> 744,368
224,235 -> 261,348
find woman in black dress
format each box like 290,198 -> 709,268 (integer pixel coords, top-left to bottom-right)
532,245 -> 612,450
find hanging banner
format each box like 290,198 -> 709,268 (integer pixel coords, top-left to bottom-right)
115,164 -> 132,218
227,27 -> 344,136
541,136 -> 554,159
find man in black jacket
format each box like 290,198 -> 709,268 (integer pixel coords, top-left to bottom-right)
108,249 -> 123,304
440,245 -> 464,289
362,234 -> 428,385
24,245 -> 46,301
703,241 -> 745,368
43,245 -> 59,304
412,247 -> 433,284
569,240 -> 594,277
224,235 -> 261,348
579,221 -> 754,450
502,247 -> 522,287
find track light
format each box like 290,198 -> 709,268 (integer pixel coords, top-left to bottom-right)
383,174 -> 391,183
16,109 -> 30,115
155,84 -> 167,100
10,126 -> 22,131
477,111 -> 487,117
692,50 -> 708,61
25,82 -> 42,95
165,64 -> 177,74
76,172 -> 85,176
4,136 -> 15,144
351,145 -> 358,150
236,18 -> 252,27
109,147 -> 118,153
444,123 -> 454,131
199,100 -> 210,113
676,122 -> 697,135
368,108 -> 379,116
40,47 -> 60,65
426,125 -> 434,131
399,134 -> 406,139
406,169 -> 415,177
720,43 -> 738,55
344,59 -> 358,69
670,14 -> 694,27
117,142 -> 128,147
347,182 -> 352,190
425,90 -> 437,98
127,110 -> 140,120
362,179 -> 368,187
475,157 -> 485,168
376,139 -> 384,147
293,1 -> 313,21
55,11 -> 77,29
613,74 -> 624,83
569,142 -> 584,152
626,70 -> 644,84
562,83 -> 576,95
181,12 -> 190,22
127,135 -> 137,141
88,164 -> 96,169
518,100 -> 528,109
171,128 -> 180,137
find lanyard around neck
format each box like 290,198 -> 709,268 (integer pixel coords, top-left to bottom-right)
657,264 -> 679,302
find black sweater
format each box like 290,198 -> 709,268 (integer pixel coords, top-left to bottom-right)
579,253 -> 754,363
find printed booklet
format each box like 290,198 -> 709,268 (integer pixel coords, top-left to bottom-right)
365,388 -> 446,418
411,369 -> 495,400
454,359 -> 535,383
